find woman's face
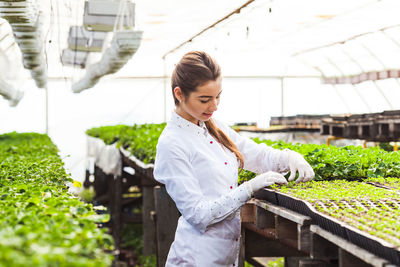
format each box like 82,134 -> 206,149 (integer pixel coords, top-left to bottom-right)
175,77 -> 222,125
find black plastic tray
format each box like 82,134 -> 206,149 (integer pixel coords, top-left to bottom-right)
257,188 -> 400,265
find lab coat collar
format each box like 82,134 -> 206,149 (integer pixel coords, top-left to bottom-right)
171,111 -> 208,137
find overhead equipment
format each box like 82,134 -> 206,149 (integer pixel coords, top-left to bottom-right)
68,26 -> 107,52
83,0 -> 135,32
61,49 -> 89,68
73,0 -> 142,93
0,0 -> 47,89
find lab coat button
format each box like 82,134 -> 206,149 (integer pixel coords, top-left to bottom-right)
224,162 -> 227,165
210,141 -> 213,144
230,186 -> 233,189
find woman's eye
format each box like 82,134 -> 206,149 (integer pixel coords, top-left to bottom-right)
200,100 -> 208,104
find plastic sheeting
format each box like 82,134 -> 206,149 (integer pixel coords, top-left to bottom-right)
87,136 -> 122,176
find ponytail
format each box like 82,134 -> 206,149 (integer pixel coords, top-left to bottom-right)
205,119 -> 244,169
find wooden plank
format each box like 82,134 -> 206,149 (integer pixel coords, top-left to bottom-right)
154,186 -> 180,267
241,202 -> 255,223
121,196 -> 142,207
310,231 -> 338,261
111,174 -> 122,249
298,258 -> 336,267
276,216 -> 297,249
121,213 -> 142,224
121,169 -> 138,181
244,222 -> 276,240
121,170 -> 142,188
339,248 -> 371,267
286,257 -> 321,267
244,227 -> 305,258
140,175 -> 160,187
310,225 -> 391,267
93,165 -> 111,203
254,199 -> 311,225
256,206 -> 274,229
298,224 -> 311,253
142,186 -> 156,256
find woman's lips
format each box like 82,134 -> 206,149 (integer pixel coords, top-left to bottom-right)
203,113 -> 212,118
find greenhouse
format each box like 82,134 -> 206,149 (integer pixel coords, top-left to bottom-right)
1,0 -> 400,266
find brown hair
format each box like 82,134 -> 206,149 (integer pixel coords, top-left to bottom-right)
171,51 -> 244,169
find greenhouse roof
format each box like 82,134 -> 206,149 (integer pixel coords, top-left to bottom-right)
2,0 -> 400,182
4,0 -> 399,78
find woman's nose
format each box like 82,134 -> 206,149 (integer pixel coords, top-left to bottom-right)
209,99 -> 218,111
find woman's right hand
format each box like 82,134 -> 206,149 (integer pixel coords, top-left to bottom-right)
248,171 -> 288,194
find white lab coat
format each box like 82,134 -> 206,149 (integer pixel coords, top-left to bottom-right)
153,112 -> 287,267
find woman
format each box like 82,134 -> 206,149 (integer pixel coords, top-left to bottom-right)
153,51 -> 314,267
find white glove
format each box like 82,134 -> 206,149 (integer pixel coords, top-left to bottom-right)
245,171 -> 288,195
285,149 -> 315,183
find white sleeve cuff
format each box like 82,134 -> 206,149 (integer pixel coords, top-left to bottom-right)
207,182 -> 251,226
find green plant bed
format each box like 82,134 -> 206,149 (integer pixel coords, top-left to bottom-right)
271,180 -> 400,247
86,124 -> 166,164
239,138 -> 400,183
0,132 -> 113,266
86,124 -> 400,182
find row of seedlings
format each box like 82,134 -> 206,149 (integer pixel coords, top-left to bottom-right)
0,132 -> 112,266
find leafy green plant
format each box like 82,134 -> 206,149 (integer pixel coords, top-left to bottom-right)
137,254 -> 156,267
86,124 -> 400,182
79,187 -> 96,203
86,124 -> 166,164
239,138 -> 400,183
267,258 -> 284,267
0,132 -> 113,266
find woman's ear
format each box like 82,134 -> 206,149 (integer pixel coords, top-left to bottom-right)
173,87 -> 183,103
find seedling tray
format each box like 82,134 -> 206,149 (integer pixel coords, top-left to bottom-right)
258,188 -> 400,265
